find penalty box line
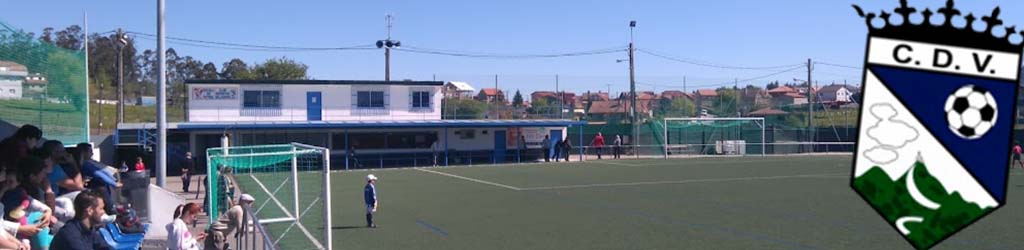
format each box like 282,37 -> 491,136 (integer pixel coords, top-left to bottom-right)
415,167 -> 846,192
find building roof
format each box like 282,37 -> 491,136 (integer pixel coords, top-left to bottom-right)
661,90 -> 691,100
480,88 -> 503,96
184,79 -> 444,86
696,89 -> 717,97
818,84 -> 860,94
0,61 -> 28,75
768,86 -> 797,93
446,81 -> 475,91
783,93 -> 806,98
117,119 -> 585,131
588,100 -> 651,114
746,107 -> 789,116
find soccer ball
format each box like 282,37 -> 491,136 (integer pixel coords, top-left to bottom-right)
944,85 -> 997,139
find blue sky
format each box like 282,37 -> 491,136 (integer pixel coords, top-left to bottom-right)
3,0 -> 1023,98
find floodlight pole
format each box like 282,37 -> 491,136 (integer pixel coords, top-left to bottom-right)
628,21 -> 638,158
117,28 -> 126,124
156,0 -> 167,187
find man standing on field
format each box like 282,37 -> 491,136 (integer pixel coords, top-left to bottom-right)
364,174 -> 379,228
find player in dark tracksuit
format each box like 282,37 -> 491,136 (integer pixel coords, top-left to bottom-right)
364,174 -> 379,228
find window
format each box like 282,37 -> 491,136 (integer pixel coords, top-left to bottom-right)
242,90 -> 281,108
412,91 -> 431,108
357,91 -> 385,108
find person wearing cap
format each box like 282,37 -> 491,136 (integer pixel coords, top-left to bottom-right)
364,174 -> 379,228
205,194 -> 254,250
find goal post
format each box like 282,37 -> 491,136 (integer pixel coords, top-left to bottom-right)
661,117 -> 766,157
206,143 -> 333,250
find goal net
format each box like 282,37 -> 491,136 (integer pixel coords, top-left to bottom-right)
206,143 -> 333,250
661,117 -> 765,157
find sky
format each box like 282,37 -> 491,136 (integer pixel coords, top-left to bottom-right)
3,0 -> 1024,100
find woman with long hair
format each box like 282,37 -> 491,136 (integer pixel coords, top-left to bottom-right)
167,202 -> 205,250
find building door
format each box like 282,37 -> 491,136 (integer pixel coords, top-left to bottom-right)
494,130 -> 506,163
307,92 -> 322,121
549,129 -> 562,159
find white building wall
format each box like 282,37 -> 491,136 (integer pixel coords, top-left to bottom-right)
0,80 -> 23,99
188,83 -> 440,122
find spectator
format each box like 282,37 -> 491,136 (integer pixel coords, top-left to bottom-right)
50,190 -> 110,250
41,140 -> 85,196
206,194 -> 254,250
430,139 -> 441,167
554,138 -> 563,162
542,135 -> 551,162
167,202 -> 205,250
0,166 -> 47,241
3,157 -> 56,248
562,138 -> 573,162
74,143 -> 120,214
0,125 -> 42,169
181,152 -> 195,193
591,132 -> 606,160
517,135 -> 526,163
613,135 -> 622,159
134,157 -> 145,172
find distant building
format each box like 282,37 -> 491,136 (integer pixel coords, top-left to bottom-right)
23,73 -> 47,97
660,90 -> 693,101
817,84 -> 860,105
694,89 -> 718,109
774,93 -> 808,106
0,61 -> 27,99
476,88 -> 506,103
444,81 -> 475,99
587,100 -> 652,122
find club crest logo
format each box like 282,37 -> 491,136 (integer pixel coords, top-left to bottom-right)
850,0 -> 1022,249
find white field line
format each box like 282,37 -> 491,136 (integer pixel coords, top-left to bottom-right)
415,168 -> 522,191
518,172 -> 849,191
591,161 -> 641,167
273,196 -> 323,248
255,177 -> 292,214
249,175 -> 323,249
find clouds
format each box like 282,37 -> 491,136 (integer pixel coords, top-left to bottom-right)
863,103 -> 920,165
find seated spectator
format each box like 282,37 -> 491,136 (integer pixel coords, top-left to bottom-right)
41,140 -> 84,196
0,167 -> 46,240
50,190 -> 111,250
167,202 -> 205,250
74,143 -> 119,213
0,125 -> 42,169
2,157 -> 55,248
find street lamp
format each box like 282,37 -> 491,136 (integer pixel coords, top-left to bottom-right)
116,29 -> 128,124
377,14 -> 401,82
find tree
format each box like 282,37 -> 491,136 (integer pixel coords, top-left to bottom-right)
512,90 -> 524,107
443,99 -> 487,119
251,57 -> 308,80
528,97 -> 551,115
713,88 -> 739,117
656,97 -> 696,118
766,81 -> 780,90
54,25 -> 83,50
220,58 -> 251,80
196,62 -> 218,80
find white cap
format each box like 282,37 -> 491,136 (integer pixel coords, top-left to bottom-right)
240,194 -> 255,202
367,174 -> 378,181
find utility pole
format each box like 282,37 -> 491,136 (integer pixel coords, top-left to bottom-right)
376,14 -> 400,82
807,58 -> 814,152
116,28 -> 128,124
735,78 -> 740,117
628,20 -> 638,158
494,74 -> 499,120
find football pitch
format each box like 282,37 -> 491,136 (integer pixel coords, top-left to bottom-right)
239,155 -> 1024,250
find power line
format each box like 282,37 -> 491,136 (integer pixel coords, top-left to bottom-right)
637,48 -> 804,70
393,45 -> 626,59
814,61 -> 861,70
127,31 -> 376,51
685,65 -> 806,88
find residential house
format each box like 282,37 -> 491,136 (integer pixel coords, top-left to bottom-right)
444,81 -> 476,99
775,93 -> 808,106
531,91 -> 576,108
817,84 -> 860,106
694,89 -> 718,110
739,87 -> 771,111
0,61 -> 27,99
660,90 -> 693,102
766,85 -> 798,97
476,88 -> 506,103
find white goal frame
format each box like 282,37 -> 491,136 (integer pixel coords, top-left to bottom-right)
662,117 -> 766,158
207,142 -> 333,250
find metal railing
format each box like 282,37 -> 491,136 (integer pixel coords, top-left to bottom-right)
237,202 -> 276,250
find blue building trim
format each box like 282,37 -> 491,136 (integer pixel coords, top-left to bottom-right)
173,120 -> 586,130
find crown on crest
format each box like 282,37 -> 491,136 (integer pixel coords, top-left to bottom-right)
853,0 -> 1024,53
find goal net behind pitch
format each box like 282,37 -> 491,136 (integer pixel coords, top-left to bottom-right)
661,118 -> 765,156
207,143 -> 333,250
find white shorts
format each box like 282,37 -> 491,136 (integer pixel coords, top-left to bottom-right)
366,204 -> 376,214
